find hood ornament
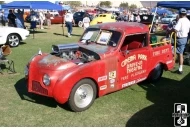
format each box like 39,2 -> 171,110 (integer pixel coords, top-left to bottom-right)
38,48 -> 42,55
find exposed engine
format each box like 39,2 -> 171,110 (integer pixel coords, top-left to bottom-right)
51,43 -> 99,65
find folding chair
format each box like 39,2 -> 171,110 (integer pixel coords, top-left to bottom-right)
0,45 -> 16,74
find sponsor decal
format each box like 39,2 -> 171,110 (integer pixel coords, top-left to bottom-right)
100,85 -> 107,90
138,54 -> 147,61
121,55 -> 136,67
127,61 -> 143,74
153,51 -> 161,56
131,70 -> 146,77
121,76 -> 128,81
98,75 -> 107,82
153,48 -> 170,57
110,84 -> 114,88
109,71 -> 116,79
172,103 -> 190,127
110,79 -> 115,84
122,77 -> 147,88
121,54 -> 147,67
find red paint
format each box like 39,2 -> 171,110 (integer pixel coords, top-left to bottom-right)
26,22 -> 174,105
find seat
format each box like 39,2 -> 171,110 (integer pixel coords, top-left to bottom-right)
121,44 -> 128,51
128,41 -> 143,50
0,45 -> 16,74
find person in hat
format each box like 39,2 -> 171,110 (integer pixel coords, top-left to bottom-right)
173,8 -> 190,74
64,10 -> 75,37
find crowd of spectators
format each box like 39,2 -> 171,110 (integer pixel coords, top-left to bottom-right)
0,9 -> 52,29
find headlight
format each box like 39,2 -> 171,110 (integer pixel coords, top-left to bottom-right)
43,74 -> 51,86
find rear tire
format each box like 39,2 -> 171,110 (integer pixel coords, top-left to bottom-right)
7,34 -> 20,47
68,79 -> 97,112
148,63 -> 163,82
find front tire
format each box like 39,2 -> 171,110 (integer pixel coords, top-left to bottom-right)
7,34 -> 20,47
68,79 -> 97,112
148,63 -> 163,82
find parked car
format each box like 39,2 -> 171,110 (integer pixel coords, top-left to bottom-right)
90,13 -> 116,26
85,9 -> 97,17
0,26 -> 29,47
49,14 -> 63,24
161,14 -> 177,24
73,12 -> 93,27
25,22 -> 174,112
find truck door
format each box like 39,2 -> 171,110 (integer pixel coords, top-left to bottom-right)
118,33 -> 150,89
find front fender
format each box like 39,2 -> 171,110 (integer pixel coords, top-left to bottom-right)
52,61 -> 102,104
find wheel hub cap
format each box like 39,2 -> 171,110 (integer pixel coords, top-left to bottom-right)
9,35 -> 19,46
74,84 -> 93,108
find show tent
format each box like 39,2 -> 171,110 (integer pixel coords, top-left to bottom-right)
157,1 -> 190,10
1,1 -> 62,10
151,8 -> 172,15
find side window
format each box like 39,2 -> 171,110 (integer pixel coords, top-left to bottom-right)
121,34 -> 147,51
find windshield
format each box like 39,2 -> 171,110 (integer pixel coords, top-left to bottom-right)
80,28 -> 121,47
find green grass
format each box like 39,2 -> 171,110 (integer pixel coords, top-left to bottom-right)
0,24 -> 190,127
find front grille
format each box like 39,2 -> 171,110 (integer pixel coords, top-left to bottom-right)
32,81 -> 48,95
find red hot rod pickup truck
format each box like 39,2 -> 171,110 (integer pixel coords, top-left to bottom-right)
25,22 -> 174,112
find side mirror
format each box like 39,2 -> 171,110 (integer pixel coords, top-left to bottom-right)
111,16 -> 114,19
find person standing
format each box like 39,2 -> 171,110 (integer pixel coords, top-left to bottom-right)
39,10 -> 45,29
64,10 -> 75,37
7,9 -> 17,27
82,14 -> 90,30
30,10 -> 37,29
15,9 -> 25,28
0,10 -> 6,26
173,8 -> 190,74
46,11 -> 51,29
136,14 -> 141,22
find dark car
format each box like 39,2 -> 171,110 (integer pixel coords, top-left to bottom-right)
73,12 -> 93,27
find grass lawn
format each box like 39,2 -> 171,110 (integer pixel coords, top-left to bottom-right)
0,24 -> 190,127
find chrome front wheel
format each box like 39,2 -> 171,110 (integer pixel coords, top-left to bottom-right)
68,79 -> 97,112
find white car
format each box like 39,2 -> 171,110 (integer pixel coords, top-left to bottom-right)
0,26 -> 30,47
161,14 -> 177,24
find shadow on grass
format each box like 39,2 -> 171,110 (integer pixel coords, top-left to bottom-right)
14,78 -> 57,108
29,30 -> 47,34
53,33 -> 81,37
126,73 -> 190,127
19,42 -> 27,46
53,33 -> 65,36
14,78 -> 72,111
71,33 -> 82,37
